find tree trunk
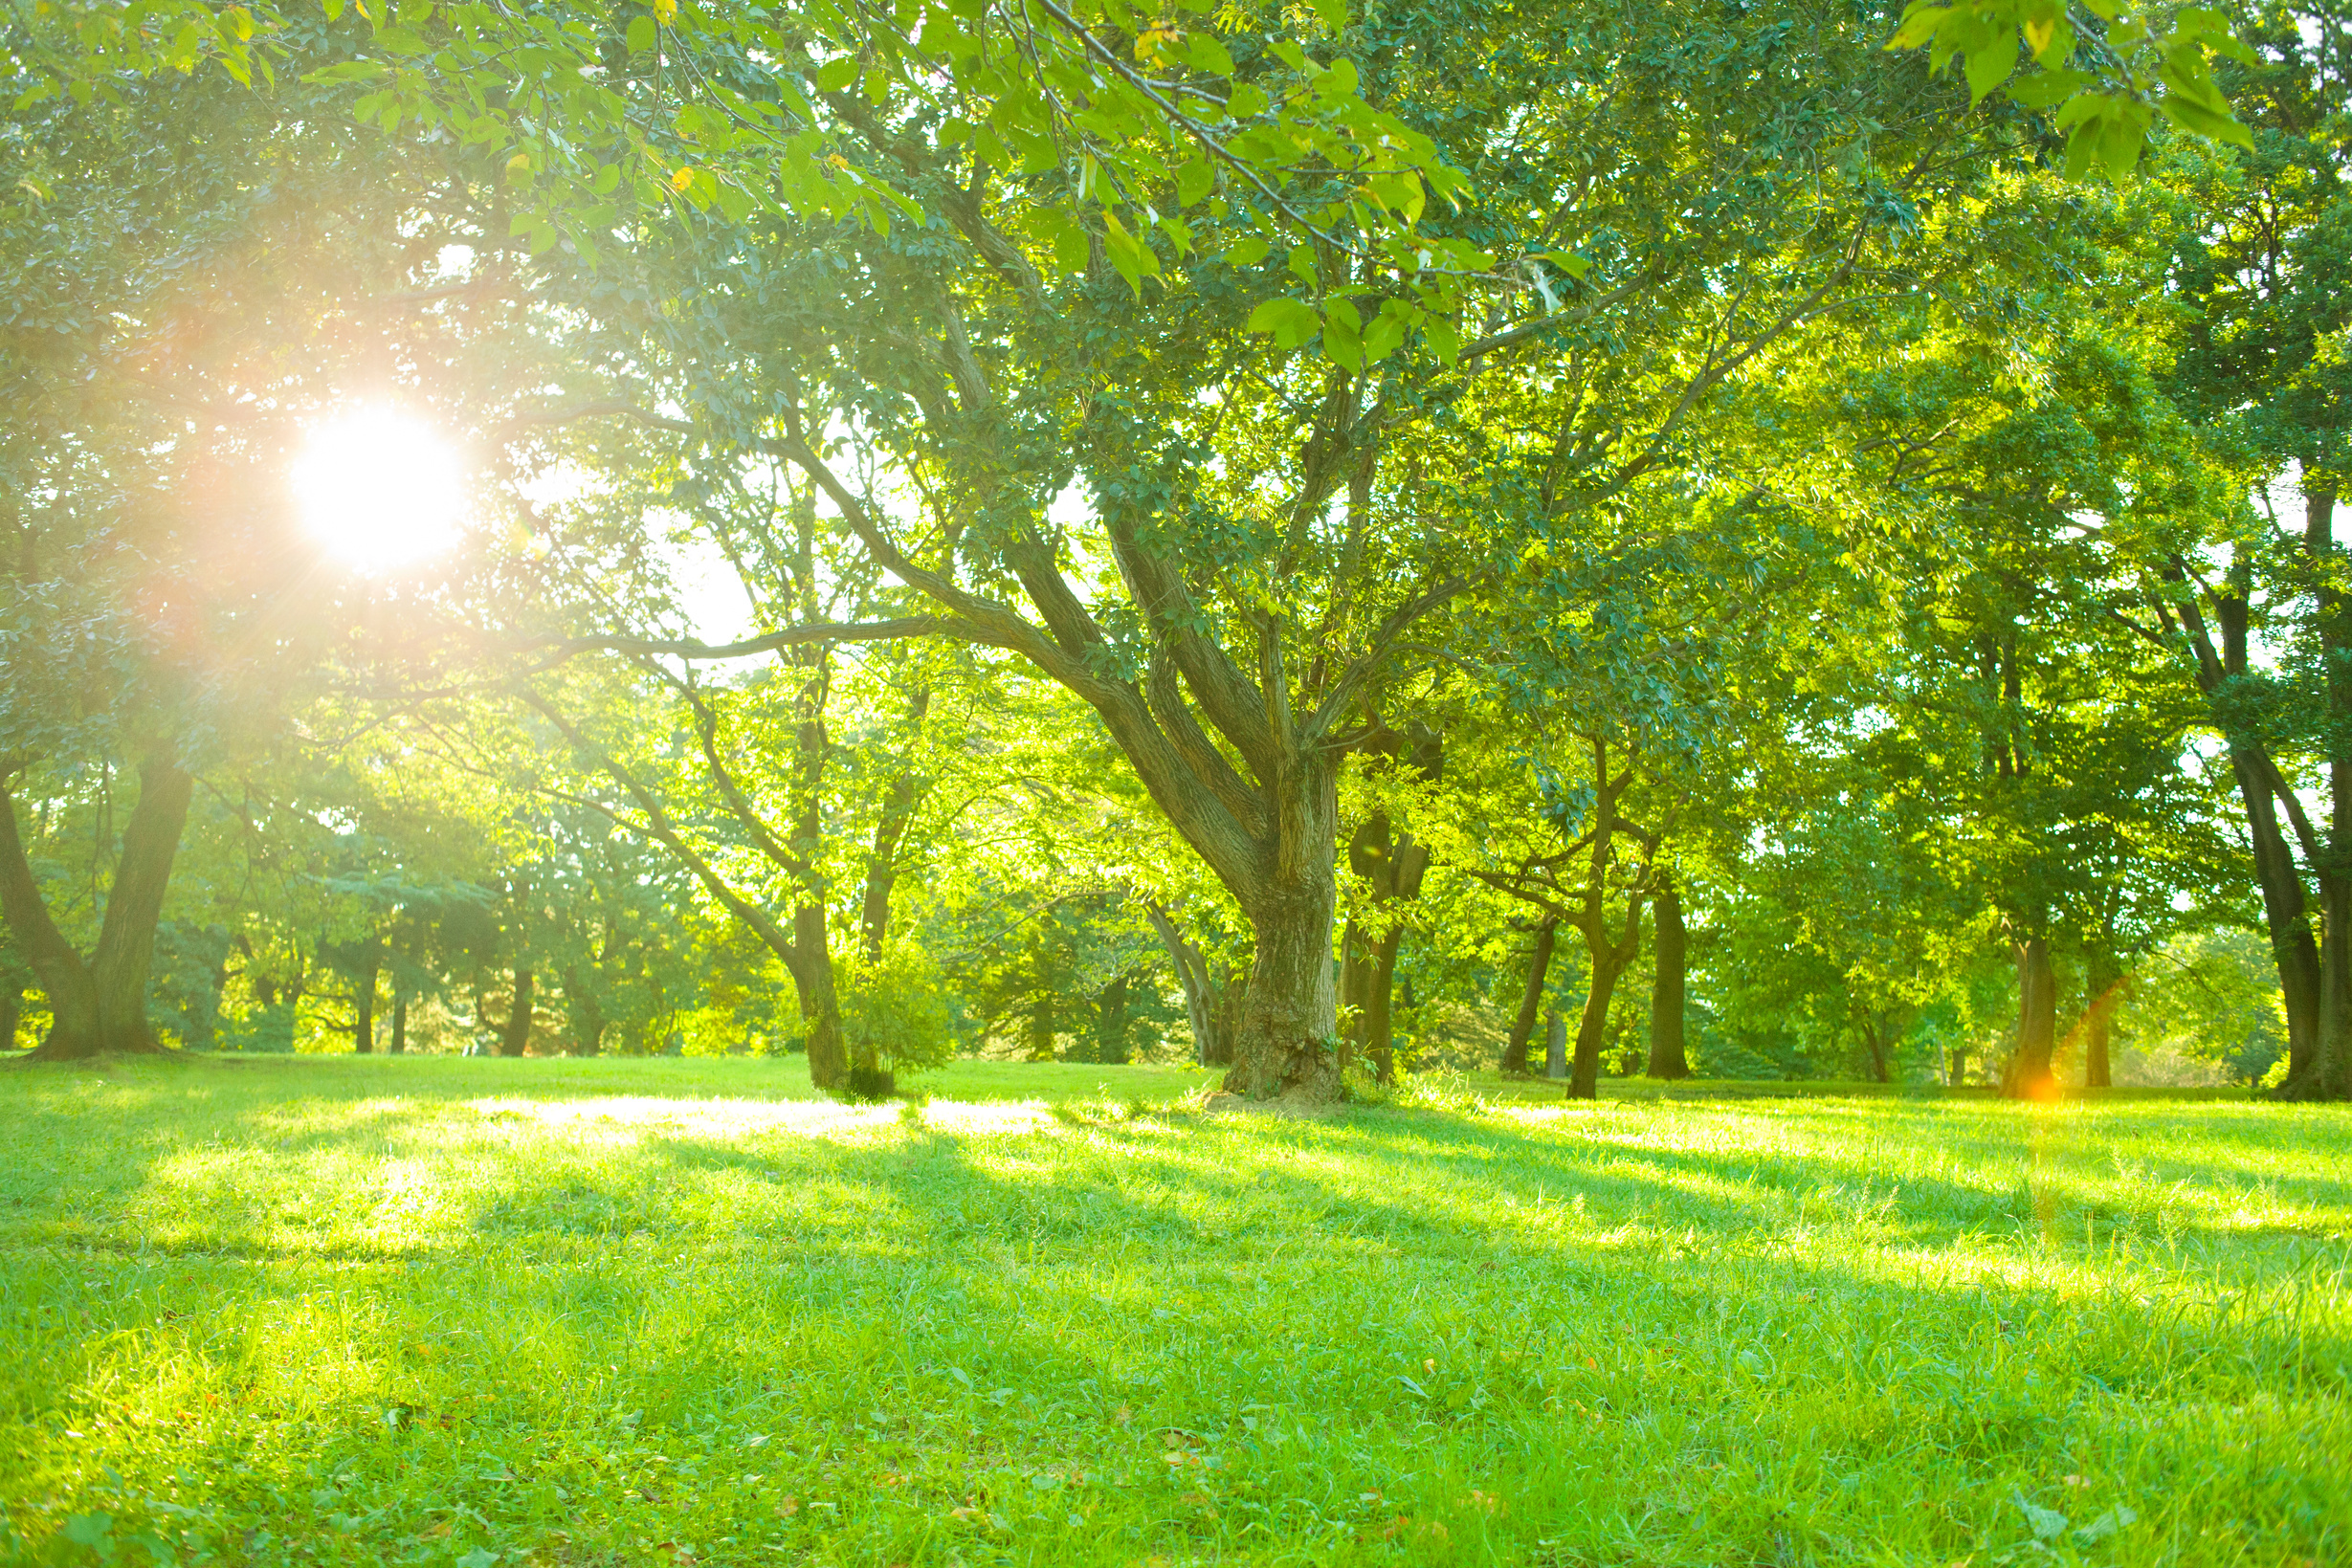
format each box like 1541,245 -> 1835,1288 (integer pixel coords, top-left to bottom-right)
2081,947 -> 2121,1090
794,901 -> 851,1091
2006,938 -> 2057,1098
4,753 -> 193,1062
1646,880 -> 1690,1079
1337,916 -> 1367,1081
1566,951 -> 1626,1100
1861,1020 -> 1888,1084
0,979 -> 19,1052
389,992 -> 409,1054
1365,922 -> 1404,1085
562,965 -> 606,1056
1227,868 -> 1341,1102
1949,1046 -> 1968,1088
1542,1006 -> 1567,1080
498,967 -> 535,1057
1095,969 -> 1133,1065
352,948 -> 378,1054
1502,917 -> 1558,1075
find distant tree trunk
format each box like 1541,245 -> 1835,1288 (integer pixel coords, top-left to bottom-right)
2081,947 -> 2122,1089
1364,922 -> 1405,1085
1542,1006 -> 1567,1080
1567,950 -> 1628,1100
1646,879 -> 1690,1079
1860,1018 -> 1889,1083
1502,917 -> 1558,1075
3,751 -> 193,1061
562,965 -> 606,1056
388,992 -> 409,1054
2005,938 -> 2057,1097
1024,998 -> 1056,1062
1949,1046 -> 1967,1087
1095,969 -> 1134,1065
497,967 -> 535,1057
352,947 -> 379,1054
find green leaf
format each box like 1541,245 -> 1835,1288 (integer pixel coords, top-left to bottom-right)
1225,234 -> 1272,267
814,56 -> 858,91
2005,68 -> 2094,109
626,14 -> 656,53
1183,32 -> 1233,76
1245,297 -> 1320,348
1176,157 -> 1214,207
1963,34 -> 2017,103
1312,0 -> 1345,33
1885,3 -> 1949,50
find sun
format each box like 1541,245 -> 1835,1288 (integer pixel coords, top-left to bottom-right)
291,407 -> 468,573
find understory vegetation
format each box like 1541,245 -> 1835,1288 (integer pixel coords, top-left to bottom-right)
2,1057 -> 2346,1566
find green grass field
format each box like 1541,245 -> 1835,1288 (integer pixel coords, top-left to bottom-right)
0,1056 -> 2344,1567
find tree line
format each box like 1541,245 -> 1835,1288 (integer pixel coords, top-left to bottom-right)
0,0 -> 2342,1101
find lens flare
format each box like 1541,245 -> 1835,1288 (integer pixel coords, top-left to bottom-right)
291,408 -> 466,573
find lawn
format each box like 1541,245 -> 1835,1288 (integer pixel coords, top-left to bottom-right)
0,1055 -> 2344,1567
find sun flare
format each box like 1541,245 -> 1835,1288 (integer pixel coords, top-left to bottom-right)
291,408 -> 467,572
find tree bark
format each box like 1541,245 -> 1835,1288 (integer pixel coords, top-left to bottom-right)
497,967 -> 535,1057
1860,1019 -> 1888,1084
1646,878 -> 1690,1079
4,752 -> 193,1061
1543,1006 -> 1567,1080
1213,750 -> 1343,1101
1566,949 -> 1627,1100
1095,969 -> 1134,1065
1949,1046 -> 1968,1088
0,978 -> 19,1052
389,992 -> 409,1054
2005,938 -> 2057,1097
1502,917 -> 1558,1075
794,901 -> 851,1089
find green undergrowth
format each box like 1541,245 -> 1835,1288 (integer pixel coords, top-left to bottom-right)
0,1055 -> 2344,1566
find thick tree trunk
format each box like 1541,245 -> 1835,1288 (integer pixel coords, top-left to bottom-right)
1227,873 -> 1341,1101
1646,880 -> 1690,1079
0,979 -> 19,1052
1949,1046 -> 1968,1089
1502,918 -> 1558,1075
2005,938 -> 2057,1098
1566,953 -> 1625,1100
389,992 -> 408,1054
4,753 -> 193,1062
562,965 -> 606,1056
497,967 -> 535,1057
1542,1006 -> 1567,1080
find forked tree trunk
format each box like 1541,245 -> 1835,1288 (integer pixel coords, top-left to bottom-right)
2006,938 -> 2057,1098
497,967 -> 535,1057
1502,917 -> 1558,1076
3,753 -> 194,1062
1646,880 -> 1690,1079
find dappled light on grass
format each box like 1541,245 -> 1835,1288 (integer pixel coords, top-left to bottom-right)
1,1058 -> 2345,1566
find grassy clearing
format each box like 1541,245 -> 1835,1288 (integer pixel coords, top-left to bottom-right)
0,1055 -> 2345,1567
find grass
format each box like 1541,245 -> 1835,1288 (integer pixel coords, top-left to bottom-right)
0,1054 -> 2345,1567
